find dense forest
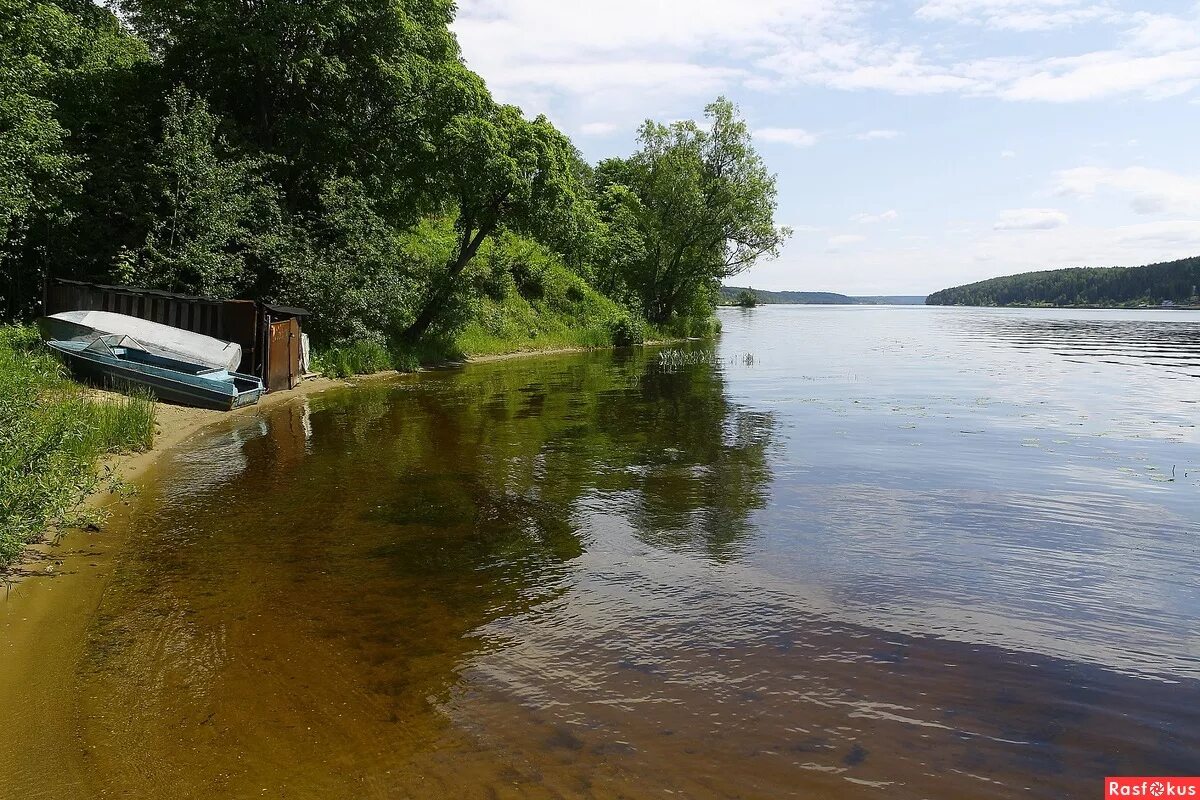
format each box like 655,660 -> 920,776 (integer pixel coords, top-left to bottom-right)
926,256 -> 1200,308
0,0 -> 789,366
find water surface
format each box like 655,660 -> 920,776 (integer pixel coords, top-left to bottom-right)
2,305 -> 1198,799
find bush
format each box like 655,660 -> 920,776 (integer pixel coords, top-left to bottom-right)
608,313 -> 646,347
651,314 -> 722,340
312,339 -> 392,378
313,333 -> 465,377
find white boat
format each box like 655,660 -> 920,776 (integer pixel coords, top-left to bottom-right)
37,310 -> 243,372
47,335 -> 264,411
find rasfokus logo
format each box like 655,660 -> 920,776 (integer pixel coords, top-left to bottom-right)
1107,778 -> 1200,798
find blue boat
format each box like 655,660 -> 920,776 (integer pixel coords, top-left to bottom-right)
47,334 -> 264,411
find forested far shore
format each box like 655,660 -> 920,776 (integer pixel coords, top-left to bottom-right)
1,0 -> 790,370
926,256 -> 1200,308
719,287 -> 926,306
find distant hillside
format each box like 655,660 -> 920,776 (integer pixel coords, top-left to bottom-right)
926,256 -> 1200,307
720,287 -> 926,305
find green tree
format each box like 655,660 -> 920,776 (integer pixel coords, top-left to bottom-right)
401,104 -> 587,342
595,97 -> 790,323
0,0 -> 95,317
121,86 -> 277,298
0,0 -> 156,319
733,289 -> 758,307
116,0 -> 480,220
589,184 -> 648,308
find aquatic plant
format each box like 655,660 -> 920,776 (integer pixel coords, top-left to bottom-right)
656,349 -> 756,370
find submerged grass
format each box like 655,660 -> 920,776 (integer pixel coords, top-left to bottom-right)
0,326 -> 156,565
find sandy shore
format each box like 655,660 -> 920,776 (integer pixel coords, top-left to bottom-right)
2,374 -> 357,582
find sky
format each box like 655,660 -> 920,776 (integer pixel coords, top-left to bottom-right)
452,0 -> 1200,295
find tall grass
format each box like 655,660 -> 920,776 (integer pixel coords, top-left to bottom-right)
648,314 -> 722,341
309,254 -> 722,379
0,326 -> 156,565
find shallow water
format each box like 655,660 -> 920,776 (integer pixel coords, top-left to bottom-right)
2,306 -> 1198,799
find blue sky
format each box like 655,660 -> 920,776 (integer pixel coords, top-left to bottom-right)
453,0 -> 1200,294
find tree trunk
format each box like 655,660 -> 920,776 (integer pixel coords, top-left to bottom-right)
400,223 -> 492,344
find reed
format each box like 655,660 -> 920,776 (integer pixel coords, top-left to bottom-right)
0,326 -> 156,565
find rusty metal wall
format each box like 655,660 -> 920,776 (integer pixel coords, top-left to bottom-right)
266,318 -> 301,393
43,278 -> 260,373
45,279 -> 227,337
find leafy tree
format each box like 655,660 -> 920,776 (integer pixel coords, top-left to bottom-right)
0,0 -> 90,317
401,104 -> 587,342
589,184 -> 648,308
0,0 -> 797,360
116,0 -> 481,220
733,289 -> 758,307
40,5 -> 159,287
276,184 -> 458,346
0,1 -> 77,230
120,86 -> 278,298
594,97 -> 790,323
0,0 -> 157,319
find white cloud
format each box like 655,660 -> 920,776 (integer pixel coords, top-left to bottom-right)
755,127 -> 819,147
994,208 -> 1070,230
1127,11 -> 1200,54
915,0 -> 1118,32
999,48 -> 1200,102
1055,166 -> 1200,214
453,0 -> 1200,127
453,0 -> 852,123
854,209 -> 899,223
827,234 -> 866,249
1114,220 -> 1200,247
766,47 -> 977,95
579,122 -> 618,136
1000,149 -> 1017,158
857,129 -> 902,140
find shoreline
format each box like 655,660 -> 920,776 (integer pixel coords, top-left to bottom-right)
2,341 -> 676,586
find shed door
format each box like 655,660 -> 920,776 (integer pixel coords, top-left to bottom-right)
267,319 -> 301,392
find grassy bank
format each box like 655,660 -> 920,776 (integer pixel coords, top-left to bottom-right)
1,326 -> 156,565
314,245 -> 721,379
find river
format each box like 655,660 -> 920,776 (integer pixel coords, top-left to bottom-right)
1,305 -> 1198,798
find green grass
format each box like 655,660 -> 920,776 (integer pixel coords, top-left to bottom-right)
455,262 -> 641,357
310,243 -> 721,378
0,326 -> 156,565
312,340 -> 394,379
648,314 -> 722,341
313,262 -> 660,377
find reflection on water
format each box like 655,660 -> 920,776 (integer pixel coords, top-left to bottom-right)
2,307 -> 1199,798
974,312 -> 1200,377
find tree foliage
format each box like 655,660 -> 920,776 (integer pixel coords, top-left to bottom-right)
116,0 -> 476,219
1,1 -> 790,355
593,98 -> 790,323
401,104 -> 590,342
0,0 -> 137,317
121,86 -> 278,299
733,289 -> 758,308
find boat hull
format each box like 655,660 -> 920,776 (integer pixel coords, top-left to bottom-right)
47,339 -> 263,412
